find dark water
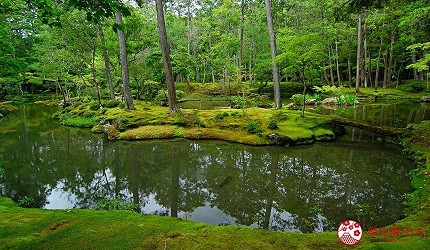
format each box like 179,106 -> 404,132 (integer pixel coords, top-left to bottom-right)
0,104 -> 416,232
309,100 -> 430,128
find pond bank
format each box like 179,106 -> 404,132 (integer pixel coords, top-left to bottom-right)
54,102 -> 339,146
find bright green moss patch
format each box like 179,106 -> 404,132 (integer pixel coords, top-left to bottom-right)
55,102 -> 338,146
61,117 -> 98,128
1,197 -> 429,249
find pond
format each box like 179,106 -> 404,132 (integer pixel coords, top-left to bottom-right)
0,104 -> 415,232
309,100 -> 430,128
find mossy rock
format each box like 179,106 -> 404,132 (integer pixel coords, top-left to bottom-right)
314,129 -> 335,141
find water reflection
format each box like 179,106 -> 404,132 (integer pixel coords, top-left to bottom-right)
310,100 -> 429,128
0,104 -> 415,232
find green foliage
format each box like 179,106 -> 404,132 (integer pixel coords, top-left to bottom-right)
17,196 -> 37,208
267,119 -> 278,129
291,94 -> 304,105
403,168 -> 430,215
118,102 -> 125,109
194,118 -> 206,128
175,90 -> 186,99
155,90 -> 168,101
0,164 -> 4,175
244,122 -> 262,134
305,94 -> 321,101
103,100 -> 121,108
95,198 -> 139,212
62,117 -> 98,128
213,112 -> 229,120
230,96 -> 258,109
405,82 -> 426,93
312,86 -> 343,96
336,94 -> 357,106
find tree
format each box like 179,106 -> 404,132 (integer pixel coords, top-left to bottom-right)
264,0 -> 282,109
115,11 -> 135,110
155,0 -> 178,113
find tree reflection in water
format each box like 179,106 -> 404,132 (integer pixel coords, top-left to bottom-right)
0,104 -> 415,232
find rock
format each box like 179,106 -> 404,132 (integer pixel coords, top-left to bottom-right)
58,100 -> 72,107
305,99 -> 318,105
267,133 -> 287,145
286,103 -> 299,110
322,97 -> 337,105
421,96 -> 430,102
101,124 -> 119,140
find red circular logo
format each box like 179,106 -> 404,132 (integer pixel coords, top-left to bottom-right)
338,220 -> 362,246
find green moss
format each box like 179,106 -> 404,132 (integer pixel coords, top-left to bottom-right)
61,117 -> 98,128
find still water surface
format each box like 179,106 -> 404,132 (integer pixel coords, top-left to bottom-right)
0,104 -> 415,232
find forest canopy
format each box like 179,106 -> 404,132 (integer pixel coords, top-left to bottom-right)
1,0 -> 429,103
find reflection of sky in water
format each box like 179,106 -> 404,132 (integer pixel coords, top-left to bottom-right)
45,182 -> 77,209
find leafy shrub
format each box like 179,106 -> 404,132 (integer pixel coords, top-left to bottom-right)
267,119 -> 278,129
118,102 -> 125,109
291,94 -> 304,105
18,196 -> 36,208
305,93 -> 322,100
214,112 -> 229,120
155,89 -> 168,101
89,101 -> 100,110
312,85 -> 343,96
230,96 -> 258,109
244,122 -> 262,134
95,198 -> 139,212
104,100 -> 121,108
336,94 -> 357,106
176,90 -> 186,99
407,82 -> 426,93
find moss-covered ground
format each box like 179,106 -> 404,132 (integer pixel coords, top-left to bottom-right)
54,101 -> 337,146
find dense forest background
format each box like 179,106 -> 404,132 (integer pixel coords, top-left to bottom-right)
1,0 -> 429,105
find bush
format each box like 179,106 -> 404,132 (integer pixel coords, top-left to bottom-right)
267,119 -> 278,129
214,112 -> 229,120
305,93 -> 322,100
95,198 -> 139,212
408,82 -> 426,93
230,96 -> 258,109
291,94 -> 304,105
18,196 -> 36,208
176,90 -> 186,99
244,122 -> 262,134
104,100 -> 121,108
118,102 -> 125,109
155,90 -> 168,101
336,94 -> 357,106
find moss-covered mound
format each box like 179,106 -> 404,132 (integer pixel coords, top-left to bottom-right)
54,102 -> 337,146
1,196 -> 429,250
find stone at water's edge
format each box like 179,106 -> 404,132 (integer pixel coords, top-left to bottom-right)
322,97 -> 337,105
305,99 -> 318,105
421,96 -> 430,102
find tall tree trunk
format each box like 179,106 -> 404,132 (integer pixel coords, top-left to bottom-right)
91,47 -> 102,108
99,26 -> 115,101
387,30 -> 394,88
412,51 -> 418,80
355,13 -> 362,94
328,45 -> 335,86
363,24 -> 368,88
155,0 -> 178,113
335,38 -> 341,86
383,47 -> 388,88
375,35 -> 383,89
115,11 -> 135,110
238,0 -> 245,82
265,0 -> 281,109
348,56 -> 352,88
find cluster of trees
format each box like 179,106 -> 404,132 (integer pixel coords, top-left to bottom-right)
1,0 -> 429,109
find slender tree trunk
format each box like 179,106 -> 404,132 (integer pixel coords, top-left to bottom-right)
155,0 -> 178,113
383,47 -> 388,88
238,0 -> 245,82
328,45 -> 335,86
387,31 -> 394,88
363,25 -> 368,88
91,47 -> 102,108
412,51 -> 418,80
375,35 -> 383,89
115,11 -> 135,110
265,0 -> 281,109
355,13 -> 362,94
323,63 -> 330,84
348,56 -> 352,88
99,26 -> 115,101
335,39 -> 341,86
